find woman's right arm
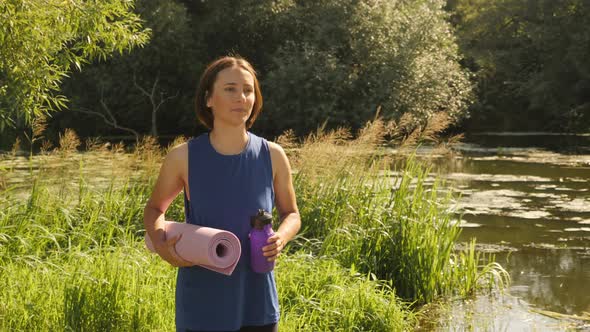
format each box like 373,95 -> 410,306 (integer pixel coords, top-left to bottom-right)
143,144 -> 192,267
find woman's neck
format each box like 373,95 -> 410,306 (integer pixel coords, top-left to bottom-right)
209,124 -> 248,155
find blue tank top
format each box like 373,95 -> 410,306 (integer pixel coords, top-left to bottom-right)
175,132 -> 280,331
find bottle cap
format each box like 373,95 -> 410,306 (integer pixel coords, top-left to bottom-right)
250,209 -> 273,229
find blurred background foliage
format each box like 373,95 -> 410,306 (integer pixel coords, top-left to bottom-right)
447,0 -> 590,132
1,0 -> 589,150
0,0 -> 150,144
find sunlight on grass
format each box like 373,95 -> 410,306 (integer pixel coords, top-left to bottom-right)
0,121 -> 508,330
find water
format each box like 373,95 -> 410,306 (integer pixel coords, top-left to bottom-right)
0,151 -> 152,201
429,133 -> 590,330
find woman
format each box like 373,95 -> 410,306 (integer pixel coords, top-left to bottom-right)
143,56 -> 301,332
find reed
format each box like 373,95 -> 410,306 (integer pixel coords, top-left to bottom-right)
0,245 -> 176,331
277,252 -> 415,331
0,154 -> 415,331
288,120 -> 509,304
0,249 -> 415,331
0,178 -> 185,265
0,119 -> 509,330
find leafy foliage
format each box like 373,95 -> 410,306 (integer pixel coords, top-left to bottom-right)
0,0 -> 150,132
57,0 -> 199,140
259,0 -> 473,136
448,0 -> 590,132
44,0 -> 472,142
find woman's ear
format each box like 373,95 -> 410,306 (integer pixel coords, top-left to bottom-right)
205,90 -> 211,108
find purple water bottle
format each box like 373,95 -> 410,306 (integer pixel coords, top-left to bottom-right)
249,209 -> 275,273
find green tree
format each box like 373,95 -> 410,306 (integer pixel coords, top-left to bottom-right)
185,0 -> 474,137
56,0 -> 199,141
52,0 -> 473,141
0,0 -> 150,135
448,0 -> 590,132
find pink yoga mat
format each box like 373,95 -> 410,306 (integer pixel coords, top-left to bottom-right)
145,221 -> 241,276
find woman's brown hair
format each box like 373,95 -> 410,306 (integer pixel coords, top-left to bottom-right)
195,56 -> 263,129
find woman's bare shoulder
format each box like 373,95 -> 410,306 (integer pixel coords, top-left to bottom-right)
166,142 -> 189,162
267,141 -> 291,176
160,142 -> 189,182
267,141 -> 287,160
267,140 -> 282,152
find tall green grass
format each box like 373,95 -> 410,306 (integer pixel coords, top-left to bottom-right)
277,252 -> 415,331
1,245 -> 177,331
0,158 -> 415,330
286,121 -> 509,304
0,179 -> 184,263
294,158 -> 509,304
0,122 -> 509,330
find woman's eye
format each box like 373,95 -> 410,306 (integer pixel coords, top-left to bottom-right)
225,87 -> 236,92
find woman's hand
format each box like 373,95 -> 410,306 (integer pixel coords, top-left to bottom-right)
262,231 -> 286,262
156,234 -> 193,267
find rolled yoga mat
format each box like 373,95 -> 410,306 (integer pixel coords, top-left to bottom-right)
145,221 -> 241,276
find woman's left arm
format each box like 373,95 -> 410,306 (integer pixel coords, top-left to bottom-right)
262,142 -> 301,262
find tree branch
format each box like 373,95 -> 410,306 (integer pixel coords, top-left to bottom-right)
73,87 -> 140,143
75,107 -> 140,142
133,71 -> 178,136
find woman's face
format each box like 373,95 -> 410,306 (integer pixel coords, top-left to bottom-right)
207,66 -> 255,128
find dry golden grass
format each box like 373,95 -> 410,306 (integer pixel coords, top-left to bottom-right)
40,140 -> 54,154
276,129 -> 298,151
386,111 -> 460,155
277,111 -> 458,183
133,136 -> 160,160
1,110 -> 460,196
0,163 -> 6,191
84,137 -> 110,153
132,136 -> 163,179
278,119 -> 388,185
165,135 -> 188,154
32,115 -> 48,141
421,112 -> 451,142
10,137 -> 21,157
58,129 -> 81,157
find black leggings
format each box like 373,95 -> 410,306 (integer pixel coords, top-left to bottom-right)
186,323 -> 278,332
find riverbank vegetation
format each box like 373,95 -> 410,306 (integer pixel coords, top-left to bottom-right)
448,0 -> 590,132
1,0 -> 473,149
0,121 -> 509,330
2,0 -> 587,150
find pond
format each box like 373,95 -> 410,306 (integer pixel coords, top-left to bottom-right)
429,133 -> 590,330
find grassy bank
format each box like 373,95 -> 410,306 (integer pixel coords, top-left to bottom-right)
0,181 -> 415,331
0,122 -> 508,331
